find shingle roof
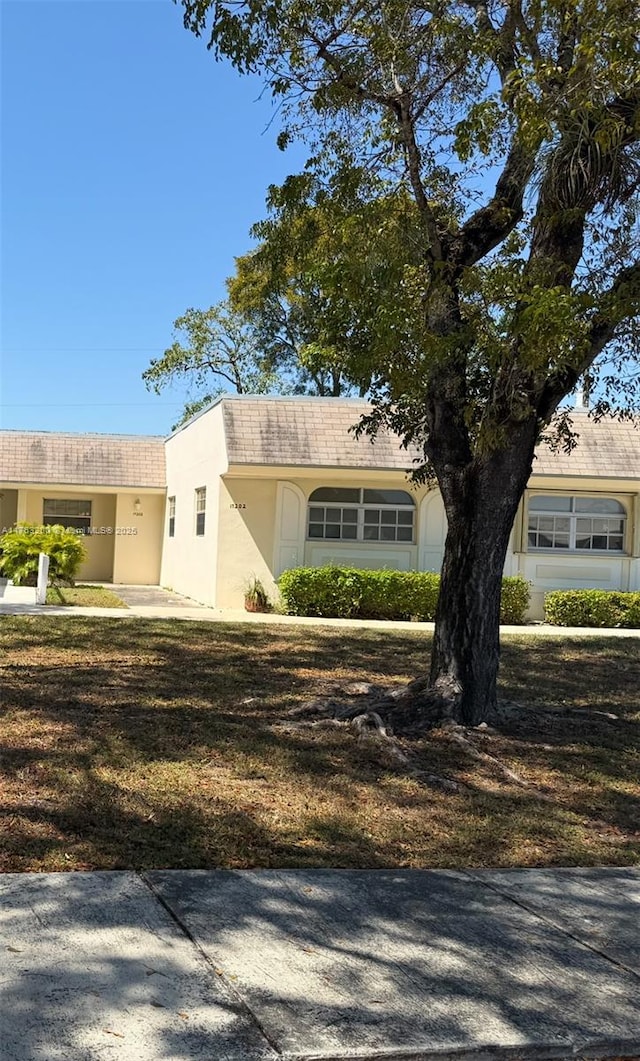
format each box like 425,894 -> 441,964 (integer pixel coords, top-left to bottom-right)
534,416 -> 640,478
0,431 -> 166,488
222,397 -> 423,470
3,402 -> 637,489
221,396 -> 640,479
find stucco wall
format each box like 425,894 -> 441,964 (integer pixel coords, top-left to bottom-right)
214,472 -> 445,609
215,469 -> 638,617
216,478 -> 278,607
0,489 -> 18,531
112,492 -> 164,585
160,406 -> 227,605
22,489 -> 116,581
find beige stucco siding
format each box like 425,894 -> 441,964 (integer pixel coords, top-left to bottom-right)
22,489 -> 116,581
213,471 -> 439,608
0,489 -> 18,532
160,405 -> 227,604
112,492 -> 164,585
216,478 -> 278,607
217,467 -> 640,616
216,471 -> 447,608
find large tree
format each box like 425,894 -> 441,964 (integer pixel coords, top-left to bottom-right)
228,181 -> 427,397
178,0 -> 640,726
142,301 -> 281,427
145,205 -> 380,425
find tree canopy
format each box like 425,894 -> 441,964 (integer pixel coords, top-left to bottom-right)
142,301 -> 283,427
175,0 -> 640,724
178,0 -> 639,455
144,193 -> 393,426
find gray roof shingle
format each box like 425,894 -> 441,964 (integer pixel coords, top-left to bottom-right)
221,396 -> 640,479
0,431 -> 166,488
222,397 -> 423,470
2,401 -> 637,489
534,416 -> 640,478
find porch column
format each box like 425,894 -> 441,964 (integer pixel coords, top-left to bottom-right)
16,489 -> 28,523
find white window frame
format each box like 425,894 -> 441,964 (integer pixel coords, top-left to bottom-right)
43,498 -> 92,534
307,488 -> 415,544
195,487 -> 206,536
527,494 -> 627,554
168,496 -> 176,538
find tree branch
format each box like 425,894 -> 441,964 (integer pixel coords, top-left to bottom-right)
537,259 -> 640,418
310,31 -> 442,262
448,139 -> 536,269
397,96 -> 444,260
200,362 -> 244,391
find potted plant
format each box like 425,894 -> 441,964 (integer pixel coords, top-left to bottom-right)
244,576 -> 272,613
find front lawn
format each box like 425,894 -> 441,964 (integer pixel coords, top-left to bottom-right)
45,585 -> 127,608
0,617 -> 638,872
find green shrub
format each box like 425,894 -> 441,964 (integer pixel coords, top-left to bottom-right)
358,569 -> 441,620
278,566 -> 530,624
0,523 -> 87,586
500,575 -> 532,625
544,589 -> 640,628
277,566 -> 365,618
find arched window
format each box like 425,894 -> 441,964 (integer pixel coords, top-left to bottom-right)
308,487 -> 415,543
527,495 -> 626,552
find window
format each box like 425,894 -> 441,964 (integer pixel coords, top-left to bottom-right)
527,496 -> 626,553
168,496 -> 175,538
43,498 -> 91,533
195,487 -> 206,536
308,487 -> 415,543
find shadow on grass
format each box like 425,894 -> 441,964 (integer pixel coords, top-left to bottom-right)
0,617 -> 638,872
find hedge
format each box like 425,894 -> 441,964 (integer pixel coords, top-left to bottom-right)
0,523 -> 87,586
278,566 -> 530,624
544,589 -> 640,628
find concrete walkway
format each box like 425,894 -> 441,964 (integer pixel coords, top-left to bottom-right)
0,579 -> 36,605
0,868 -> 638,1060
1,591 -> 639,637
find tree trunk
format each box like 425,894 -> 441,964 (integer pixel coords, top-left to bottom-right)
429,426 -> 538,726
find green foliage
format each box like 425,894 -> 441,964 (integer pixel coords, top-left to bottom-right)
229,186 -> 426,400
177,0 -> 639,715
278,566 -> 366,618
244,576 -> 273,612
142,302 -> 283,428
278,567 -> 530,624
544,589 -> 640,628
0,524 -> 86,586
178,0 -> 640,449
359,569 -> 442,621
500,576 -> 532,625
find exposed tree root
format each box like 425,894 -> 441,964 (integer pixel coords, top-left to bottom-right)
277,702 -> 461,790
288,674 -> 463,735
445,724 -> 529,788
278,675 -> 587,796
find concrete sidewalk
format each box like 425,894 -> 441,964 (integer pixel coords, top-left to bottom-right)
1,596 -> 640,638
1,868 -> 638,1060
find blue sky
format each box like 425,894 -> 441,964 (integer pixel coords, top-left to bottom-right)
1,0 -> 306,436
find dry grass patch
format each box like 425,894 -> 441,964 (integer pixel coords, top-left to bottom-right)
0,617 -> 638,872
45,585 -> 127,608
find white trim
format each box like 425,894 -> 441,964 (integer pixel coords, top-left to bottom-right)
526,492 -> 629,554
306,488 -> 416,544
418,490 -> 447,573
274,481 -> 306,577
